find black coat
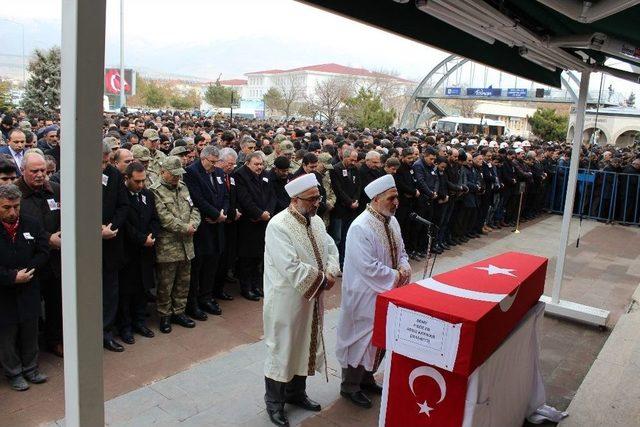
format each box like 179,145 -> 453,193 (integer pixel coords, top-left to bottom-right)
120,188 -> 160,291
269,169 -> 291,215
0,215 -> 50,326
15,178 -> 61,279
184,161 -> 229,256
45,145 -> 61,170
501,159 -> 518,196
330,161 -> 361,219
235,165 -> 276,258
102,165 -> 129,272
413,158 -> 439,205
358,164 -> 383,206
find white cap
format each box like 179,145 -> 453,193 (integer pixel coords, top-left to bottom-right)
479,139 -> 488,146
515,148 -> 524,154
451,138 -> 459,144
467,139 -> 477,145
365,174 -> 396,199
499,142 -> 509,148
522,140 -> 531,147
489,141 -> 498,148
512,141 -> 522,148
284,173 -> 319,197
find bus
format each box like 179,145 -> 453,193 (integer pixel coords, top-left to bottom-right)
434,116 -> 508,137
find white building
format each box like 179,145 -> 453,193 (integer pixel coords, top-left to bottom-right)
243,63 -> 414,101
568,106 -> 640,146
474,102 -> 537,137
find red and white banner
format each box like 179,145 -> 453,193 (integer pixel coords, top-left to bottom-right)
104,68 -> 135,95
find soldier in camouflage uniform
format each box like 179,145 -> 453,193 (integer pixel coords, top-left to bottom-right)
264,138 -> 293,170
150,156 -> 201,334
131,144 -> 156,187
141,129 -> 166,182
318,152 -> 336,229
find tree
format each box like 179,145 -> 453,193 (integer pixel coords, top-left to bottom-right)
528,107 -> 568,141
275,73 -> 304,118
143,80 -> 169,108
342,88 -> 395,129
21,47 -> 61,118
627,92 -> 636,107
0,80 -> 14,113
204,82 -> 239,108
170,89 -> 201,110
309,77 -> 355,127
262,87 -> 285,116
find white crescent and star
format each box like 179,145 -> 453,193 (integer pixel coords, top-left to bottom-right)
408,366 -> 447,416
474,264 -> 517,277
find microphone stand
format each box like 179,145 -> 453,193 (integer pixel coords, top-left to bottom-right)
421,223 -> 440,279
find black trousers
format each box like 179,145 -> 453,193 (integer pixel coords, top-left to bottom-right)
237,256 -> 262,292
41,275 -> 63,346
188,254 -> 220,308
117,268 -> 148,333
264,375 -> 307,412
0,318 -> 39,378
340,365 -> 378,393
103,269 -> 119,341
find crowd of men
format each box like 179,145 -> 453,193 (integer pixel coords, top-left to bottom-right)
0,109 -> 639,393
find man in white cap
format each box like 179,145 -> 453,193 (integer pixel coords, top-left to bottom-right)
262,173 -> 340,427
335,174 -> 411,409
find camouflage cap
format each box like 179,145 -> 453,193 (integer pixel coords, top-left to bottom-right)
131,144 -> 152,161
318,152 -> 334,170
161,156 -> 186,176
273,134 -> 287,144
19,120 -> 32,131
142,128 -> 159,141
169,146 -> 189,156
279,140 -> 294,155
103,136 -> 120,149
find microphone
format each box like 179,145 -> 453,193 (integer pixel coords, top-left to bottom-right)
409,212 -> 433,227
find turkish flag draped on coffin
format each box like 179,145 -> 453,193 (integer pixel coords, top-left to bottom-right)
373,251 -> 547,427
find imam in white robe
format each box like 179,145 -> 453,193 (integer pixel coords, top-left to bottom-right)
336,205 -> 410,372
263,207 -> 340,383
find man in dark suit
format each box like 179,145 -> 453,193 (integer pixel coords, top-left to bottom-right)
394,147 -> 420,258
269,156 -> 291,215
0,128 -> 26,176
101,140 -> 130,352
15,152 -> 63,357
184,146 -> 229,319
235,152 -> 276,300
412,147 -> 439,254
118,162 -> 159,345
357,151 -> 384,209
0,184 -> 50,391
329,147 -> 361,267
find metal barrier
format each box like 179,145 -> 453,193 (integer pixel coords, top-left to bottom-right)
547,166 -> 640,225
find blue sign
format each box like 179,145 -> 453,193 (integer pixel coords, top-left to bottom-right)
507,88 -> 528,98
445,87 -> 461,96
466,87 -> 502,97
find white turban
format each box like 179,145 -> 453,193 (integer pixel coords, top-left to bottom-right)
365,174 -> 396,199
284,173 -> 318,197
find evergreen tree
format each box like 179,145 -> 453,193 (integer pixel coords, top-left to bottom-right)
528,107 -> 568,141
21,47 -> 61,118
204,82 -> 239,108
342,88 -> 395,129
0,80 -> 14,113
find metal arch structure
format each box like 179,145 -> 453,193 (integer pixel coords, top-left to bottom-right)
399,54 -> 590,129
400,54 -> 469,129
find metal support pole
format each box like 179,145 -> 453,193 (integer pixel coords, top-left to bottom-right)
60,0 -> 106,425
119,0 -> 126,108
541,70 -> 609,326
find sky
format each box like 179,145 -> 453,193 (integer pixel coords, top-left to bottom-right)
0,0 -> 638,100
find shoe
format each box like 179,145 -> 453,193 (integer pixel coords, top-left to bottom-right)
286,395 -> 321,411
159,316 -> 172,334
361,382 -> 383,395
448,239 -> 459,246
24,370 -> 48,384
254,288 -> 264,297
431,246 -> 443,254
416,251 -> 427,258
213,291 -> 234,301
340,390 -> 372,409
200,300 -> 222,316
133,323 -> 155,338
49,343 -> 64,358
499,220 -> 509,227
186,306 -> 208,321
441,243 -> 451,250
171,313 -> 196,328
267,409 -> 289,426
409,251 -> 420,261
9,376 -> 29,391
224,272 -> 239,284
241,290 -> 260,301
120,330 -> 135,345
103,338 -> 124,352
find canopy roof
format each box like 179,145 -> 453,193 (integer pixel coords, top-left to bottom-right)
298,0 -> 640,88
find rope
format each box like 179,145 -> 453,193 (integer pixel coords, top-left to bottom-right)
575,73 -> 604,248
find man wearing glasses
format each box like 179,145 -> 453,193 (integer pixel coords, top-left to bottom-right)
262,173 -> 340,427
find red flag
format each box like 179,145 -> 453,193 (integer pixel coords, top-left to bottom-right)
382,352 -> 468,427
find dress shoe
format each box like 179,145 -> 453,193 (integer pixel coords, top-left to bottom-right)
286,395 -> 321,412
409,251 -> 420,261
49,343 -> 64,358
9,376 -> 29,391
441,243 -> 451,250
431,246 -> 443,254
186,306 -> 208,321
241,290 -> 261,301
267,409 -> 289,426
24,370 -> 48,384
133,323 -> 155,338
200,300 -> 222,316
159,316 -> 172,334
120,329 -> 135,345
361,382 -> 383,395
103,338 -> 124,352
171,313 -> 196,328
254,288 -> 264,297
213,291 -> 234,301
340,390 -> 372,409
